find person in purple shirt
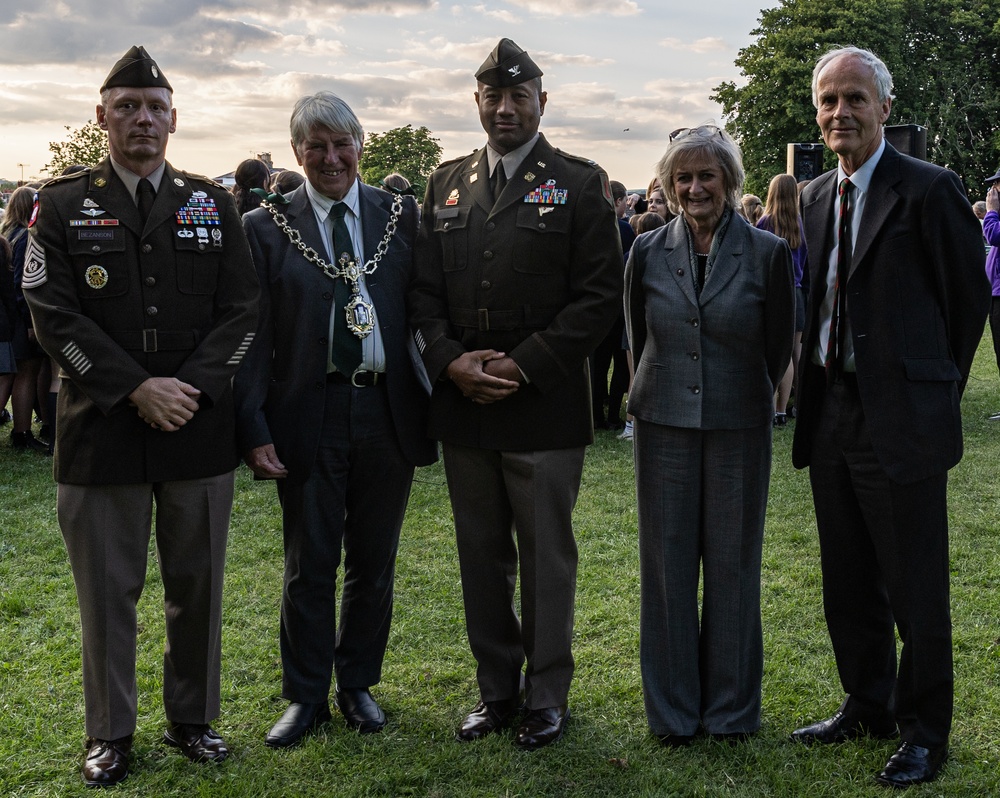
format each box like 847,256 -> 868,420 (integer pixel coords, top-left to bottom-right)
984,173 -> 1000,419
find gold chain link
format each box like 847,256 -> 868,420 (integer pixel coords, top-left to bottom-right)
262,194 -> 403,283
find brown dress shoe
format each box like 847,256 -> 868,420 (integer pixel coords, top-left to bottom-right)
514,706 -> 570,750
335,688 -> 386,733
163,723 -> 229,763
456,698 -> 521,741
82,735 -> 132,788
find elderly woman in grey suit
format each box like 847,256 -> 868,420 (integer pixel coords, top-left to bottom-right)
625,125 -> 794,745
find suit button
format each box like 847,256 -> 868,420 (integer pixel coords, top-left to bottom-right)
483,250 -> 493,260
481,280 -> 491,290
538,223 -> 546,230
443,222 -> 450,230
691,385 -> 701,394
142,244 -> 153,253
487,222 -> 496,231
676,268 -> 684,276
690,352 -> 699,360
690,318 -> 700,327
145,276 -> 156,286
323,292 -> 333,301
146,306 -> 157,316
319,337 -> 327,345
92,246 -> 102,253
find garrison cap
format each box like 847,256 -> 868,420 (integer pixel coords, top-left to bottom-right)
100,45 -> 172,93
475,38 -> 543,88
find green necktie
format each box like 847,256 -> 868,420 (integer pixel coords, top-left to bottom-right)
328,203 -> 363,375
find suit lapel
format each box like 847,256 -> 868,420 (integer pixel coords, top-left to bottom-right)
663,220 -> 698,307
698,214 -> 745,306
463,148 -> 493,215
282,185 -> 328,260
491,135 -> 557,216
851,145 -> 901,276
86,160 -> 142,237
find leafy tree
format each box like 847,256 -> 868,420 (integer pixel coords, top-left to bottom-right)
713,0 -> 1000,197
360,125 -> 442,200
42,120 -> 109,176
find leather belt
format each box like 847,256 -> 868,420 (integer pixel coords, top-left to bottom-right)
449,307 -> 555,332
328,369 -> 382,388
108,329 -> 198,353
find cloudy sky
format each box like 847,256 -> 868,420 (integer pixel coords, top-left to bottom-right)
0,0 -> 792,190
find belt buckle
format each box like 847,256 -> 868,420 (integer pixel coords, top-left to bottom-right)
142,329 -> 158,353
351,369 -> 378,388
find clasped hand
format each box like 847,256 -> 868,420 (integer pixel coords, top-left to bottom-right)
446,349 -> 521,405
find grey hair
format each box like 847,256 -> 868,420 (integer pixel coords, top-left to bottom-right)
812,46 -> 894,107
289,91 -> 364,150
656,126 -> 745,215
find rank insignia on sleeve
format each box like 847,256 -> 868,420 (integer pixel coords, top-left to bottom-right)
524,179 -> 568,205
84,265 -> 109,289
21,235 -> 47,289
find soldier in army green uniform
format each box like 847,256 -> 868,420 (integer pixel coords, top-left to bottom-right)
23,46 -> 258,787
409,38 -> 623,750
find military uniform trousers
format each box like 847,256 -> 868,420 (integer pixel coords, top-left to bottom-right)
442,442 -> 585,710
58,473 -> 234,741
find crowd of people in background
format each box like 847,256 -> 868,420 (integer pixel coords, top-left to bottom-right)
3,37 -> 998,794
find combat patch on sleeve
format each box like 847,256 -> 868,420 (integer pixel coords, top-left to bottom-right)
21,234 -> 48,289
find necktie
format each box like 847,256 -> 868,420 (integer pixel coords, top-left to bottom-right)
826,178 -> 853,378
137,178 -> 155,226
492,164 -> 508,203
328,203 -> 363,375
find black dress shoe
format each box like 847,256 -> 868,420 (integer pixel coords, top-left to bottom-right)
456,698 -> 521,741
514,706 -> 570,750
790,710 -> 896,745
656,733 -> 695,748
163,723 -> 229,763
335,687 -> 386,733
876,742 -> 947,788
82,735 -> 131,788
265,702 -> 332,748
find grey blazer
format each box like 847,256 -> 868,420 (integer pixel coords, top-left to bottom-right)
234,180 -> 436,480
625,213 -> 794,429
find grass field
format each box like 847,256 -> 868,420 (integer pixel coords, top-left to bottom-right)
2,337 -> 999,796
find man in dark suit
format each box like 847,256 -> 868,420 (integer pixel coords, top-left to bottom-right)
409,39 -> 623,750
790,46 -> 989,788
23,46 -> 259,786
233,91 -> 436,748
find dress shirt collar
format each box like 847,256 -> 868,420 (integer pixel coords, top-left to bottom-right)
110,158 -> 166,203
305,177 -> 361,220
486,133 -> 539,179
837,137 -> 885,194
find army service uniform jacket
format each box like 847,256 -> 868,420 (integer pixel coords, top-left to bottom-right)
410,134 -> 623,451
23,159 -> 260,485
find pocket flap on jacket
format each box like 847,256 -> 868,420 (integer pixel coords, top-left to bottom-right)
902,357 -> 962,381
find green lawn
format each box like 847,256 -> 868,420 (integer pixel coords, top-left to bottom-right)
2,337 -> 999,796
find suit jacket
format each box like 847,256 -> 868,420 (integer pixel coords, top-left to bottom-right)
792,144 -> 989,483
234,180 -> 436,480
24,159 -> 260,484
626,213 -> 794,429
409,133 -> 623,451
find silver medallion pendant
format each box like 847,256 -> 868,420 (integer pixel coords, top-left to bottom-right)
345,295 -> 375,338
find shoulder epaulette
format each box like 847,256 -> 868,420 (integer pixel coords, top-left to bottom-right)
38,169 -> 91,190
182,171 -> 227,190
554,149 -> 603,170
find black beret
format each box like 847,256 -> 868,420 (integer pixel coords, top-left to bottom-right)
475,38 -> 543,88
100,45 -> 172,93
